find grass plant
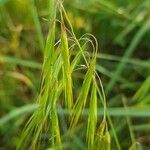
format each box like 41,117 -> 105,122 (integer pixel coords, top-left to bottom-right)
0,0 -> 150,149
17,1 -> 109,149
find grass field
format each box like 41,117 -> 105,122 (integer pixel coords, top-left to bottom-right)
0,0 -> 150,149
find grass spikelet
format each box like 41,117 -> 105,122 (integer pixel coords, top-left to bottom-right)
17,1 -> 60,149
103,128 -> 111,150
61,5 -> 89,66
94,119 -> 110,150
60,10 -> 73,109
86,78 -> 97,149
70,58 -> 96,128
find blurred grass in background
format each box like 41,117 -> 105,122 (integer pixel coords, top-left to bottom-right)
0,0 -> 150,149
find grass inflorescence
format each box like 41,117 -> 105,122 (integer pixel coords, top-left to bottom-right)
0,0 -> 150,149
17,1 -> 109,149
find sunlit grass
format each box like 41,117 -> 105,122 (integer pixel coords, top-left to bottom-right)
0,0 -> 150,149
16,1 -> 109,149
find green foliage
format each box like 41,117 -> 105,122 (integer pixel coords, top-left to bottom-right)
0,0 -> 150,149
16,1 -> 108,149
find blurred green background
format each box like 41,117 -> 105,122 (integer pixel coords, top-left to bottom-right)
0,0 -> 150,149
